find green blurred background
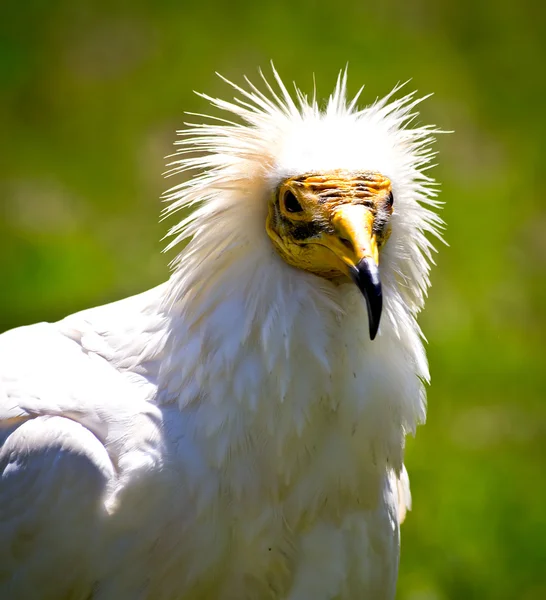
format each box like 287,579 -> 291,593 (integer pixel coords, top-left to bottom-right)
1,0 -> 545,598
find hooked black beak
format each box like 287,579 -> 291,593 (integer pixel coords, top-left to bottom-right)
329,204 -> 385,340
350,258 -> 383,340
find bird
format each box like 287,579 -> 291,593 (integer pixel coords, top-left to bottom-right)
0,67 -> 443,600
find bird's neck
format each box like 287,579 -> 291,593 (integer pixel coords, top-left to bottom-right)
158,232 -> 427,481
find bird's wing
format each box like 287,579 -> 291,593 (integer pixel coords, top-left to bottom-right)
0,414 -> 115,598
0,321 -> 119,598
1,285 -> 166,430
0,289 -> 165,598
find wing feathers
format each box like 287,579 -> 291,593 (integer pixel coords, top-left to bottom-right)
0,416 -> 115,599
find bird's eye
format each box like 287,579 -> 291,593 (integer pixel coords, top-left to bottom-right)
283,190 -> 303,214
385,192 -> 394,208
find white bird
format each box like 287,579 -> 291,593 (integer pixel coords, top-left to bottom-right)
0,68 -> 443,600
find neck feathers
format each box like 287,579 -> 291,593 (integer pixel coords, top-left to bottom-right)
159,226 -> 427,481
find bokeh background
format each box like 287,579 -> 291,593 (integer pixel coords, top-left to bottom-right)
1,0 -> 545,598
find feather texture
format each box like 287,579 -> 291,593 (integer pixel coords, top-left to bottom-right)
0,67 -> 442,599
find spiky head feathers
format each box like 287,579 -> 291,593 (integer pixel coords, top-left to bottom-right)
163,68 -> 443,326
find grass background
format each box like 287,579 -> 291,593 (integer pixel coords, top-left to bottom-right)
1,0 -> 545,598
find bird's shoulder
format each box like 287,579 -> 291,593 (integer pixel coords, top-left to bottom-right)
1,285 -> 167,417
0,285 -> 169,504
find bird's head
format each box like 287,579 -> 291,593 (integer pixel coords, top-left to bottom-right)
266,169 -> 393,339
164,67 -> 443,341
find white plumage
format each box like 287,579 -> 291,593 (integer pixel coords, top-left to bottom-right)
0,68 -> 442,599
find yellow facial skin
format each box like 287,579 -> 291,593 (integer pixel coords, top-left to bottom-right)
266,170 -> 394,283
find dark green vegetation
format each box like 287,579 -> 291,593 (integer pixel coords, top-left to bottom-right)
1,1 -> 544,598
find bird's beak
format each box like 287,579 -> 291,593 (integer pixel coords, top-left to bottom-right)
330,205 -> 382,339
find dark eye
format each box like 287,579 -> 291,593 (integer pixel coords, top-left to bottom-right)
283,190 -> 303,213
385,191 -> 394,208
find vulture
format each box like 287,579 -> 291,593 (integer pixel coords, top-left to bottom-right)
0,67 -> 443,599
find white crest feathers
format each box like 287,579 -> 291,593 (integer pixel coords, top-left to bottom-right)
162,66 -> 443,322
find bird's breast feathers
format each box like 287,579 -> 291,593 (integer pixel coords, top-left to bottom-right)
87,275 -> 423,597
